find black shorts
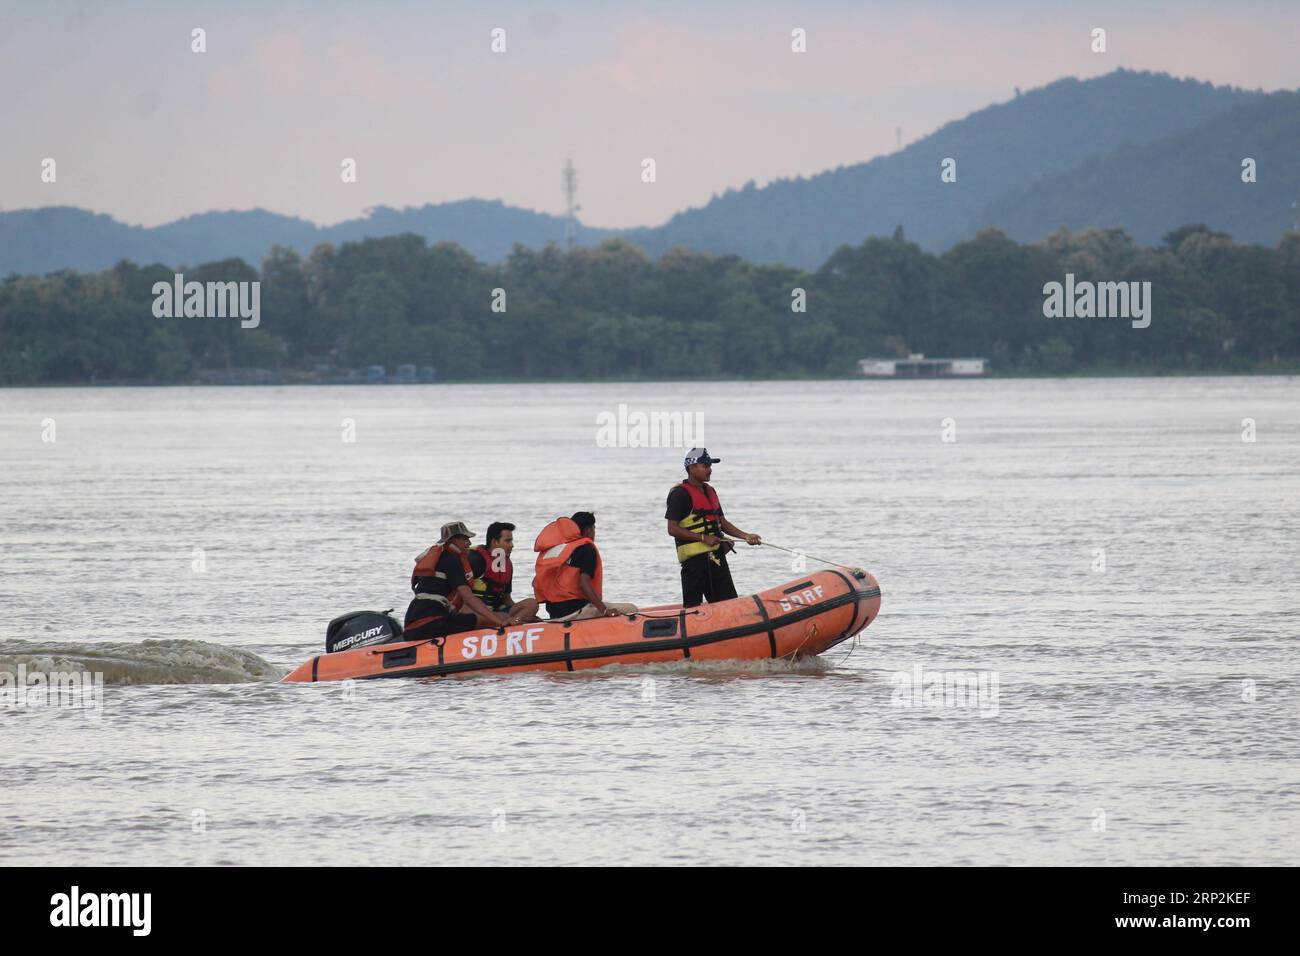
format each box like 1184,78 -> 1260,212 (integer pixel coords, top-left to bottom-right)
403,601 -> 479,641
680,551 -> 738,608
544,598 -> 588,620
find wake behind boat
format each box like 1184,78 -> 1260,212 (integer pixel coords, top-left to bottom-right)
282,568 -> 881,683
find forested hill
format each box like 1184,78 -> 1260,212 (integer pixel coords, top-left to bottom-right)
982,90 -> 1300,248
0,201 -> 617,278
2,70 -> 1285,276
624,70 -> 1265,264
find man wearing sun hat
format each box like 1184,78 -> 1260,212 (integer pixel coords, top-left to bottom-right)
665,448 -> 761,607
405,520 -> 508,641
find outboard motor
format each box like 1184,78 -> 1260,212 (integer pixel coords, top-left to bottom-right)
325,609 -> 404,654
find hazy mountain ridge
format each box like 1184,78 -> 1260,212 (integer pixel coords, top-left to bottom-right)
0,200 -> 618,277
624,70 -> 1264,263
982,90 -> 1300,246
1,70 -> 1290,276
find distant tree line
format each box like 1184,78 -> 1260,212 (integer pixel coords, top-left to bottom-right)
2,224 -> 1298,385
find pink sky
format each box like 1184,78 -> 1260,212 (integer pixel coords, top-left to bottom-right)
3,0 -> 1297,228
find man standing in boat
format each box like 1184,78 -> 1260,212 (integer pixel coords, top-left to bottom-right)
666,448 -> 761,607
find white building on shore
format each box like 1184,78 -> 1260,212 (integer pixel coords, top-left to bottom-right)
858,353 -> 987,377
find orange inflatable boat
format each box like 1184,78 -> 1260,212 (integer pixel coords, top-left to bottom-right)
283,569 -> 881,683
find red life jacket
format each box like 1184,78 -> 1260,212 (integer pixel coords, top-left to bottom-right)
533,517 -> 603,604
674,480 -> 723,562
682,480 -> 721,518
410,542 -> 475,609
471,544 -> 513,609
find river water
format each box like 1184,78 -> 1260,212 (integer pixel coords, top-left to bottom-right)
1,377 -> 1296,865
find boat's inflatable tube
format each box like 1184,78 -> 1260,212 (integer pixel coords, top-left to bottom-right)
282,569 -> 881,683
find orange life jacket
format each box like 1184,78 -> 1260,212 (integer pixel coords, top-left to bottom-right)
410,542 -> 476,610
533,517 -> 603,604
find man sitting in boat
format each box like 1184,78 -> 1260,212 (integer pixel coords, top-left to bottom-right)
666,447 -> 761,607
405,521 -> 509,640
534,512 -> 638,621
469,521 -> 540,626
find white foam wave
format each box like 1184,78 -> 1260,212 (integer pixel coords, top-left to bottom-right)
0,640 -> 284,685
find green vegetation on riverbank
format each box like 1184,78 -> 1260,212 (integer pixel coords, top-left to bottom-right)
2,224 -> 1297,386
